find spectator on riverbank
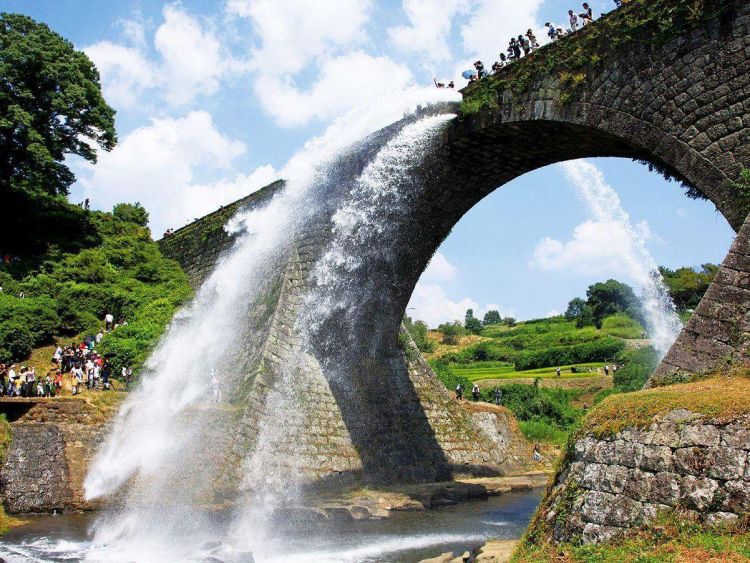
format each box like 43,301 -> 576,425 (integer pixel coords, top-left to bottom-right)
472,383 -> 480,401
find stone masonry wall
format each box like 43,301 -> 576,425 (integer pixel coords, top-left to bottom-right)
540,410 -> 750,544
654,214 -> 750,384
0,400 -> 109,513
156,1 -> 750,489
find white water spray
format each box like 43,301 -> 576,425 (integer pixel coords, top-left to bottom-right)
560,160 -> 682,355
80,87 -> 460,560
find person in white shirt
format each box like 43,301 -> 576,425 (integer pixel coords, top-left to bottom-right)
95,331 -> 103,343
104,313 -> 114,331
568,10 -> 579,31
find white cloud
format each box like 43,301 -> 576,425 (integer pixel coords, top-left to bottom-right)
76,111 -> 278,234
529,219 -> 654,278
84,42 -> 158,109
422,252 -> 459,283
255,51 -> 413,127
460,0 -> 544,63
85,4 -> 239,109
388,0 -> 469,63
408,282 -> 478,328
227,0 -> 372,73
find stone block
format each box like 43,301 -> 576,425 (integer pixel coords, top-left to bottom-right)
721,480 -> 750,513
722,423 -> 750,450
582,523 -> 626,545
681,475 -> 719,511
679,424 -> 720,447
639,445 -> 674,473
673,447 -> 709,476
581,491 -> 642,527
651,472 -> 682,506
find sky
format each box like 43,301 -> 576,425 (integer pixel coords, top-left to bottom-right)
6,0 -> 735,325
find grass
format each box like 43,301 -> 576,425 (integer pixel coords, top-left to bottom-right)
581,373 -> 750,437
452,363 -> 607,382
519,420 -> 569,447
514,511 -> 750,562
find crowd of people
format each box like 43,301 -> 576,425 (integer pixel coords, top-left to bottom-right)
0,313 -> 132,399
435,1 -> 627,88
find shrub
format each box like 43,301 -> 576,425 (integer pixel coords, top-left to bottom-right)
601,313 -> 644,339
519,419 -> 569,446
613,346 -> 659,391
429,360 -> 471,399
113,202 -> 149,227
514,337 -> 625,371
486,383 -> 582,430
0,321 -> 33,362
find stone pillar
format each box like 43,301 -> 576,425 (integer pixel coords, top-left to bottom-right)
652,212 -> 750,385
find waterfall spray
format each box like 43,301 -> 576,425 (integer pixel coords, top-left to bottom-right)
560,160 -> 682,356
80,88 -> 460,561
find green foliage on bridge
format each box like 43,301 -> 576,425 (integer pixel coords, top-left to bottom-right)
461,0 -> 731,115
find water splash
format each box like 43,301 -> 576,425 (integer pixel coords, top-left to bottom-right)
81,87 -> 460,560
560,160 -> 682,355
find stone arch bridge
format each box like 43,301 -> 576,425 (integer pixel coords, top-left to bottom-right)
160,0 -> 750,489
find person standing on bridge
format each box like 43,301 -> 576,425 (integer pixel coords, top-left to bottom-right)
526,29 -> 539,50
581,3 -> 594,25
568,10 -> 579,32
519,34 -> 531,56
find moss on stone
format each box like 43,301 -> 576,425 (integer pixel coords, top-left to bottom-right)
581,373 -> 750,437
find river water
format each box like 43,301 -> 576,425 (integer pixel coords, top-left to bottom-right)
0,490 -> 542,562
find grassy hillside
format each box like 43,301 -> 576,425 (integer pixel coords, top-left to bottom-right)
426,314 -> 642,376
0,206 -> 193,377
420,314 -> 658,446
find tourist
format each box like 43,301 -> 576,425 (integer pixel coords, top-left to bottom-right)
545,22 -> 560,41
54,370 -> 63,393
471,383 -> 480,402
72,366 -> 83,395
96,331 -> 103,344
18,368 -> 27,397
604,365 -> 610,376
53,346 -> 62,365
7,365 -> 16,396
533,443 -> 542,462
28,368 -> 36,396
455,383 -> 464,401
447,81 -> 454,88
526,29 -> 539,50
568,10 -> 579,32
519,34 -> 531,56
104,312 -> 114,331
102,362 -> 111,390
473,60 -> 486,78
125,366 -> 133,390
491,60 -> 503,74
433,78 -> 446,88
493,387 -> 503,405
44,374 -> 53,397
581,3 -> 594,25
556,367 -> 561,378
511,38 -> 522,60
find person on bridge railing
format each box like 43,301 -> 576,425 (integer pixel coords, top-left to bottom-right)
526,29 -> 540,50
519,34 -> 531,56
580,3 -> 594,25
568,10 -> 579,32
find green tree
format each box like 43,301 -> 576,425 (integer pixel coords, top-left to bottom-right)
113,202 -> 149,227
464,308 -> 483,335
0,13 -> 116,198
586,279 -> 641,327
483,309 -> 502,325
0,14 -> 116,256
439,321 -> 464,345
565,297 -> 588,320
403,315 -> 434,353
659,264 -> 718,312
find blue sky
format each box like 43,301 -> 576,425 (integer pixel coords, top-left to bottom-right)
7,0 -> 734,324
